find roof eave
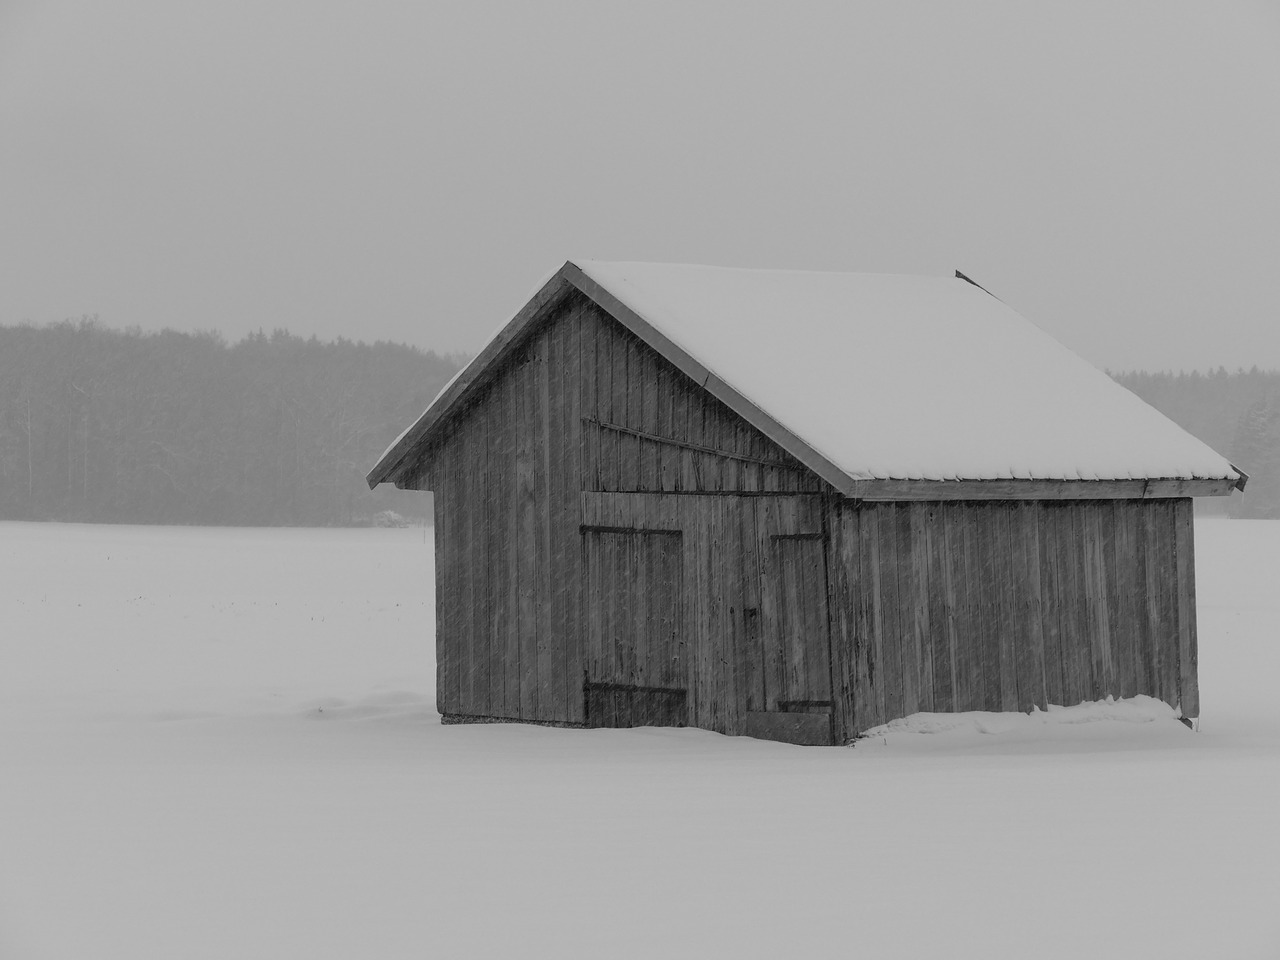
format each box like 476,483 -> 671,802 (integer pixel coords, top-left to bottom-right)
847,476 -> 1242,501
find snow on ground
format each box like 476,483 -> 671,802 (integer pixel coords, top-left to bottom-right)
1,519 -> 1278,959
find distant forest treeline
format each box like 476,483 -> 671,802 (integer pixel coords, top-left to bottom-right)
0,319 -> 460,525
1,320 -> 1278,524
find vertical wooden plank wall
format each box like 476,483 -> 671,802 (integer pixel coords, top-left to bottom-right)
828,498 -> 1201,740
422,294 -> 592,724
579,306 -> 823,495
420,296 -> 833,727
579,491 -> 831,737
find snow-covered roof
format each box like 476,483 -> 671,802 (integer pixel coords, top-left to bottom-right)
368,259 -> 1242,493
574,260 -> 1238,484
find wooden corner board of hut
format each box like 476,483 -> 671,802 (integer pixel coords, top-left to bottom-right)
368,260 -> 1247,746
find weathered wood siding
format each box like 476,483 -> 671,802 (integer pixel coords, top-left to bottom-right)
408,293 -> 830,727
578,306 -> 823,495
827,498 -> 1200,741
581,492 -> 832,736
410,294 -> 590,723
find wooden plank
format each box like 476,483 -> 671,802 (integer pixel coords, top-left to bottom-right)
1107,500 -> 1132,699
846,506 -> 876,733
619,529 -> 638,683
670,375 -> 689,492
657,531 -> 685,690
1150,501 -> 1176,706
1142,502 -> 1163,704
601,316 -> 622,492
920,506 -> 950,713
581,310 -> 602,493
599,529 -> 619,681
876,504 -> 905,723
806,532 -> 833,704
465,405 -> 487,716
1075,505 -> 1097,702
1057,505 -> 1083,706
710,496 -> 732,732
934,505 -> 961,714
1156,502 -> 1180,705
561,304 -> 583,722
911,506 -> 936,714
536,328 -> 558,721
1125,499 -> 1147,699
478,399 -> 500,720
994,505 -> 1019,712
637,528 -> 657,688
942,505 -> 967,711
826,501 -> 854,741
698,496 -> 720,729
654,363 -> 675,492
849,477 -> 1239,501
742,500 -> 767,714
682,383 -> 704,491
1100,504 -> 1121,701
512,355 -> 537,721
616,333 -> 639,491
433,471 -> 453,715
1080,503 -> 1104,701
855,505 -> 885,730
1057,504 -> 1080,707
1012,502 -> 1044,710
774,534 -> 800,708
756,496 -> 782,715
895,505 -> 920,716
957,506 -> 984,712
1134,500 -> 1156,698
1097,503 -> 1118,698
582,532 -> 601,691
1037,505 -> 1065,707
1174,499 -> 1200,718
721,497 -> 748,732
974,504 -> 999,712
639,348 -> 660,490
449,425 -> 465,717
487,374 -> 509,717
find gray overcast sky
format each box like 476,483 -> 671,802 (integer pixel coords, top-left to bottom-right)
2,1 -> 1278,372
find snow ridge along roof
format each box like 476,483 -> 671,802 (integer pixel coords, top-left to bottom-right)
368,260 -> 1243,495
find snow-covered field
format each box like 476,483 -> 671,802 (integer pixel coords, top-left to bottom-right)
1,520 -> 1277,959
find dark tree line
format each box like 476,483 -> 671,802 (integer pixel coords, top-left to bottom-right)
0,319 -> 460,525
2,319 -> 1277,524
1113,367 -> 1280,518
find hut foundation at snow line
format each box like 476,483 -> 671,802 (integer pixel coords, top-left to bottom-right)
368,260 -> 1246,745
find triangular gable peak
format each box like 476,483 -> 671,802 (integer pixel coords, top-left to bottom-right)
369,261 -> 1245,499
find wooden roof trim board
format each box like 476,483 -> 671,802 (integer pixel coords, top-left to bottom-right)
847,476 -> 1241,501
369,260 -> 1248,498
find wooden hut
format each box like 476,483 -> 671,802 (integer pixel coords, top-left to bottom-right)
368,261 -> 1246,745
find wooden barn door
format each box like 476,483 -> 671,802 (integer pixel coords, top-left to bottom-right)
743,501 -> 834,745
581,528 -> 688,728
